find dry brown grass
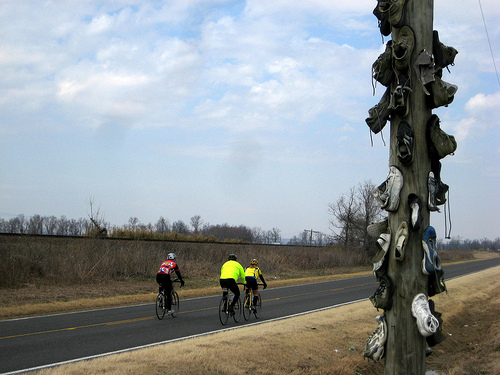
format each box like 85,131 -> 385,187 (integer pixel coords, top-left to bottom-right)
29,262 -> 500,375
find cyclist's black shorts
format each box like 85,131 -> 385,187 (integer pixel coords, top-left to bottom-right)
219,278 -> 240,298
156,273 -> 172,291
245,277 -> 258,291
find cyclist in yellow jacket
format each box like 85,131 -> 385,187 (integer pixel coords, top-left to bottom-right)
245,259 -> 267,311
219,254 -> 246,313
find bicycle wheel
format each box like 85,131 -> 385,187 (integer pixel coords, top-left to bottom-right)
254,294 -> 261,318
155,293 -> 166,320
170,291 -> 180,317
243,293 -> 251,321
232,297 -> 242,323
218,296 -> 229,325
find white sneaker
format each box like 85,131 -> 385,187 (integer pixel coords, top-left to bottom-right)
363,315 -> 387,362
167,310 -> 174,316
395,221 -> 408,261
372,228 -> 391,278
374,165 -> 403,212
412,293 -> 439,337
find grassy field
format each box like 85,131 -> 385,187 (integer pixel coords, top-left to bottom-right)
5,251 -> 498,375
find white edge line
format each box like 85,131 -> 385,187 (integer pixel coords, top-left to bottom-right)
0,298 -> 367,375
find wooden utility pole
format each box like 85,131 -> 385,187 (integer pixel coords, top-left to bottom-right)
385,1 -> 434,374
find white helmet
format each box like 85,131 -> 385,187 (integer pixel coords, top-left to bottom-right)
167,253 -> 176,260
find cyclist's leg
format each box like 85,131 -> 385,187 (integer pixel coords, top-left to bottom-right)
228,280 -> 240,308
246,278 -> 259,307
156,273 -> 166,295
220,278 -> 231,306
252,288 -> 259,306
164,277 -> 173,310
220,279 -> 230,296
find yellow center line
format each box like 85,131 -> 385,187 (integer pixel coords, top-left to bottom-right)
1,281 -> 375,340
1,316 -> 154,340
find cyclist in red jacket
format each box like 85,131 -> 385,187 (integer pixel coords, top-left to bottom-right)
156,253 -> 185,315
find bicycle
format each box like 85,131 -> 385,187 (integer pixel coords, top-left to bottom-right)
155,278 -> 181,320
243,283 -> 263,320
218,283 -> 243,325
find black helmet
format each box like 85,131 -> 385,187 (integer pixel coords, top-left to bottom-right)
228,254 -> 237,261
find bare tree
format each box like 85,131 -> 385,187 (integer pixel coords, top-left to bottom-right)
268,228 -> 282,244
128,217 -> 139,230
190,215 -> 204,234
328,181 -> 383,251
356,180 -> 384,255
155,216 -> 170,234
5,215 -> 25,233
328,187 -> 359,247
172,220 -> 191,235
251,227 -> 265,244
44,216 -> 58,235
27,214 -> 44,234
86,197 -> 107,237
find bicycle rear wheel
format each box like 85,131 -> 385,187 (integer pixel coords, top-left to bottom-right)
232,297 -> 242,323
218,297 -> 229,325
170,291 -> 180,317
155,293 -> 166,320
254,294 -> 261,318
243,293 -> 251,321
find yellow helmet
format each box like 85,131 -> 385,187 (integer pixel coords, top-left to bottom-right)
250,259 -> 258,266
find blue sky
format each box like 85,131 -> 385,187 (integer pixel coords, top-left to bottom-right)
1,0 -> 499,241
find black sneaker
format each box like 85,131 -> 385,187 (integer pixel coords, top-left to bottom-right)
428,268 -> 447,297
427,115 -> 457,159
435,181 -> 449,206
397,121 -> 414,166
369,274 -> 394,311
366,87 -> 392,134
389,74 -> 412,117
428,172 -> 440,212
433,30 -> 458,72
372,1 -> 391,37
372,41 -> 395,87
426,75 -> 458,108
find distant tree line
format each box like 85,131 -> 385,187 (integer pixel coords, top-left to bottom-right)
0,212 -> 338,246
0,214 -> 90,236
438,236 -> 500,251
0,214 -> 284,244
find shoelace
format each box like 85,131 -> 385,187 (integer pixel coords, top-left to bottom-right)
415,302 -> 438,332
373,283 -> 387,300
444,189 -> 452,239
368,320 -> 385,343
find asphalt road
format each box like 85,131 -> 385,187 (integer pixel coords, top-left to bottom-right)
1,257 -> 499,374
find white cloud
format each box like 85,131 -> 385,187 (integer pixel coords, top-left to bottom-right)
450,91 -> 500,141
465,91 -> 500,116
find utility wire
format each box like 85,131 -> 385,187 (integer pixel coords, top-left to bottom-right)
478,0 -> 500,88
